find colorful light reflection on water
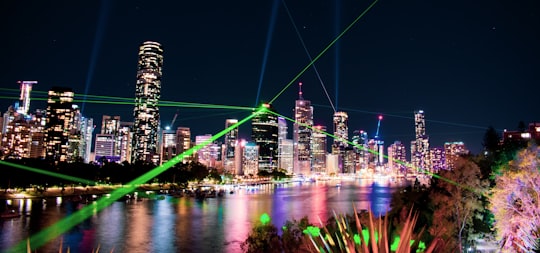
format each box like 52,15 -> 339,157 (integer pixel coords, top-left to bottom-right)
0,178 -> 409,252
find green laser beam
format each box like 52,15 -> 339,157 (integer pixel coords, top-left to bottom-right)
0,95 -> 254,111
7,107 -> 263,252
268,110 -> 483,195
269,0 -> 379,104
0,160 -> 96,186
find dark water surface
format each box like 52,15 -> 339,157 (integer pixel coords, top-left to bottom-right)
0,179 -> 410,252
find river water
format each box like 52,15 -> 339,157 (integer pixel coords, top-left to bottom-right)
0,178 -> 410,253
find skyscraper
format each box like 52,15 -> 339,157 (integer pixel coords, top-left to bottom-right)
293,82 -> 313,175
311,125 -> 327,173
176,127 -> 193,163
100,115 -> 122,159
332,111 -> 348,173
388,141 -> 407,175
412,110 -> 429,173
44,87 -> 74,162
444,141 -> 468,170
17,81 -> 36,115
278,117 -> 293,174
223,119 -> 239,173
251,103 -> 279,172
132,41 -> 163,163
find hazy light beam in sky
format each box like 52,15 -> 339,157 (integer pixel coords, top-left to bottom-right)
254,0 -> 280,107
82,0 -> 110,114
334,0 -> 341,111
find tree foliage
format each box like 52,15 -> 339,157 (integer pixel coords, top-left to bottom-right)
489,144 -> 540,252
429,157 -> 489,252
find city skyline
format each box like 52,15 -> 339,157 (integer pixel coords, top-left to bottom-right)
2,0 -> 539,155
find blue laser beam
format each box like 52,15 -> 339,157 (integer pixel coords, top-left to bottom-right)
254,0 -> 280,107
82,0 -> 111,114
334,0 -> 341,110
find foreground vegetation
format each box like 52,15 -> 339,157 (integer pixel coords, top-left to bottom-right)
242,129 -> 540,252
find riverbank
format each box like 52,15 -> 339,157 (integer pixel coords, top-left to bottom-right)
0,184 -> 169,200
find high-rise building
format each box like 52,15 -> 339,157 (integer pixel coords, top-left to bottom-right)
277,117 -> 293,174
196,134 -> 213,167
311,125 -> 327,174
195,134 -> 220,168
160,128 -> 177,164
176,127 -> 193,163
1,110 -> 31,159
101,115 -> 121,135
251,103 -> 279,172
29,109 -> 46,159
16,81 -> 36,116
444,141 -> 468,170
67,105 -> 84,162
80,116 -> 94,163
115,122 -> 132,163
388,141 -> 407,175
100,115 -> 122,158
332,111 -> 348,173
412,110 -> 429,174
95,134 -> 115,159
352,130 -> 369,171
132,41 -> 163,163
242,141 -> 259,176
293,82 -> 313,175
429,147 -> 445,172
223,119 -> 239,173
44,87 -> 74,163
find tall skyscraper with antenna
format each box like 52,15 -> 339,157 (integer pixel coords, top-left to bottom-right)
293,82 -> 313,175
132,41 -> 163,163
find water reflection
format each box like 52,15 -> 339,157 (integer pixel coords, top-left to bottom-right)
0,179 -> 409,252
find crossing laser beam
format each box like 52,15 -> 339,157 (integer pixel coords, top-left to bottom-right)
270,0 -> 379,104
281,0 -> 336,112
7,107 -> 263,253
268,110 -> 483,195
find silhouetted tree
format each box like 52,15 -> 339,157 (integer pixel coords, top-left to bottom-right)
482,126 -> 501,160
429,158 -> 489,253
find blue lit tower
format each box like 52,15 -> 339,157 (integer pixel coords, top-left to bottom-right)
132,41 -> 163,163
374,115 -> 384,167
293,82 -> 313,175
251,102 -> 279,172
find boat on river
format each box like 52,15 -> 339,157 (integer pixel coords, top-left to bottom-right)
1,209 -> 21,219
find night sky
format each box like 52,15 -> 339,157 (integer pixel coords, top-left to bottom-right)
1,0 -> 539,155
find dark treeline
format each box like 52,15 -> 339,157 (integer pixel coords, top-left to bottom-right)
0,159 -> 220,190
